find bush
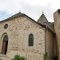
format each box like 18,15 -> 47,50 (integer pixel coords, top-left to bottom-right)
12,54 -> 25,60
43,53 -> 47,60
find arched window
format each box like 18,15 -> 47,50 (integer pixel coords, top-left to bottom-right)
3,35 -> 8,41
1,34 -> 8,54
28,34 -> 34,46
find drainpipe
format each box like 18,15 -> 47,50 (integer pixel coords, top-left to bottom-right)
43,25 -> 47,60
45,25 -> 47,53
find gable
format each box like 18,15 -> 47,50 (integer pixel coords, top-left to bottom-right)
0,12 -> 45,31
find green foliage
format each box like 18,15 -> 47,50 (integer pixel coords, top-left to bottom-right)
43,53 -> 47,60
12,54 -> 25,60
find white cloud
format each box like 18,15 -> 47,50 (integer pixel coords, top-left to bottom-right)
0,0 -> 22,13
25,0 -> 49,6
0,0 -> 60,22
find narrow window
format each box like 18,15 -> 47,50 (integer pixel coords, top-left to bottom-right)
28,34 -> 34,46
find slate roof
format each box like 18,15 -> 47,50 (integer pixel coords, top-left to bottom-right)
37,13 -> 48,23
0,12 -> 24,22
0,12 -> 55,33
37,13 -> 55,32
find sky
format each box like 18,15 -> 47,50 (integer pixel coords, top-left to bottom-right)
0,0 -> 60,22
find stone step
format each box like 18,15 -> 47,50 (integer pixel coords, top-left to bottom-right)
0,54 -> 6,60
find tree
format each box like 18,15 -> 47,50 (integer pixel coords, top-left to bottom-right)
12,54 -> 25,60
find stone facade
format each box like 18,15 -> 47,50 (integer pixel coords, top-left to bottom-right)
46,29 -> 54,60
0,15 -> 46,60
0,10 -> 58,60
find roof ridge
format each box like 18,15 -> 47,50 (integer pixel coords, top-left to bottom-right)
0,12 -> 24,22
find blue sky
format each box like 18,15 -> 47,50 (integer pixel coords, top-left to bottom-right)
0,0 -> 60,22
0,11 -> 12,20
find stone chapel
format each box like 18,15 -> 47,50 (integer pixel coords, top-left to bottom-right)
0,9 -> 60,60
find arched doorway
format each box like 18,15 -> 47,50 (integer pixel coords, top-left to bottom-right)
1,34 -> 8,54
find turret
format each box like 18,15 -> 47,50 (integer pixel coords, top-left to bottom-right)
54,9 -> 60,60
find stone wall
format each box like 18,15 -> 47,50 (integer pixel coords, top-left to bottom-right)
0,16 -> 45,60
46,29 -> 54,60
54,10 -> 60,60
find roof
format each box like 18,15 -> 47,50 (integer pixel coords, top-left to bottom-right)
37,13 -> 48,23
41,22 -> 54,32
0,12 -> 55,33
0,12 -> 24,22
37,13 -> 55,32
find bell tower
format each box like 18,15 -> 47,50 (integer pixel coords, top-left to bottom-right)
54,9 -> 60,60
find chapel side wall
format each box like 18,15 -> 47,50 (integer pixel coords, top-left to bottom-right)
46,29 -> 54,60
0,16 -> 45,60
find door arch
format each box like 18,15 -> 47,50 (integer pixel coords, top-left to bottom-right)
1,33 -> 8,54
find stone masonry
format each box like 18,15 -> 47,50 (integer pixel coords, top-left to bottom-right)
0,9 -> 59,60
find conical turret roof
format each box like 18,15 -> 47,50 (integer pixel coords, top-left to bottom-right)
37,13 -> 48,23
